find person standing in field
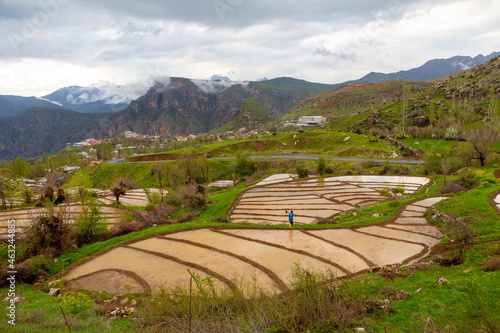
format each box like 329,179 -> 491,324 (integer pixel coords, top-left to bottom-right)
286,210 -> 294,228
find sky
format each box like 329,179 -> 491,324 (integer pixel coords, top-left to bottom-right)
0,0 -> 499,98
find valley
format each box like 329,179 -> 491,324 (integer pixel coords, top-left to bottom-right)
0,55 -> 499,333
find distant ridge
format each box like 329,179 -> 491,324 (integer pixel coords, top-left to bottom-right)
340,52 -> 500,85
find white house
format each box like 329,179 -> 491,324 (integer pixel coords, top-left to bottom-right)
125,131 -> 139,138
298,116 -> 327,126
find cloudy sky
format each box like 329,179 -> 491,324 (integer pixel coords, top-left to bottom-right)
1,0 -> 499,97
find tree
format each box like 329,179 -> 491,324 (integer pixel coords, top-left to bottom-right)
316,157 -> 327,175
25,203 -> 71,256
20,184 -> 35,205
233,153 -> 257,177
401,82 -> 412,136
110,177 -> 133,203
73,199 -> 108,246
3,181 -> 17,210
444,126 -> 460,140
151,163 -> 164,201
462,127 -> 499,167
0,180 -> 7,209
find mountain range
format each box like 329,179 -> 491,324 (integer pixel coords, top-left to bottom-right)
0,52 -> 498,160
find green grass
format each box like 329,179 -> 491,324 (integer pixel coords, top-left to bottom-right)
127,130 -> 401,161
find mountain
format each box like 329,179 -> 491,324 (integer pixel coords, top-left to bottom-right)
219,98 -> 276,132
0,95 -> 63,118
285,80 -> 433,119
295,55 -> 500,135
42,85 -> 130,113
96,77 -> 337,137
341,52 -> 500,85
210,75 -> 231,81
0,107 -> 104,160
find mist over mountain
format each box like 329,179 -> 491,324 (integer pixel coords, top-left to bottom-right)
0,52 -> 498,160
0,95 -> 63,118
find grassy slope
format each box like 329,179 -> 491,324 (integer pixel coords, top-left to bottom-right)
127,130 -> 401,162
219,98 -> 276,132
282,81 -> 432,120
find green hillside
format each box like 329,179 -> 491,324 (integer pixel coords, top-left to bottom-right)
283,80 -> 432,120
219,98 -> 276,131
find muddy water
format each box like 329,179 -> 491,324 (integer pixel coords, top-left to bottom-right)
67,270 -> 146,295
65,247 -> 226,291
358,226 -> 440,247
166,229 -> 342,282
224,229 -> 369,273
385,224 -> 442,238
394,217 -> 429,225
308,229 -> 425,265
131,237 -> 279,292
0,204 -> 124,233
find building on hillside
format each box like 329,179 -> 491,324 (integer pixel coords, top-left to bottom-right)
84,138 -> 101,146
298,116 -> 327,126
63,166 -> 80,173
176,136 -> 187,142
125,131 -> 139,138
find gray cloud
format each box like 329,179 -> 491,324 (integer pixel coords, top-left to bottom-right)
0,0 -> 498,96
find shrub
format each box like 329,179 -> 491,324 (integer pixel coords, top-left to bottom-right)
169,184 -> 206,210
176,212 -> 199,223
72,200 -> 108,246
130,202 -> 176,228
316,157 -> 327,175
445,126 -> 460,140
393,186 -> 405,194
233,154 -> 257,177
24,204 -> 72,256
295,164 -> 309,179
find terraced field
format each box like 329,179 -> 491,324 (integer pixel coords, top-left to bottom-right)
99,188 -> 166,206
230,175 -> 430,225
0,204 -> 125,237
63,176 -> 448,296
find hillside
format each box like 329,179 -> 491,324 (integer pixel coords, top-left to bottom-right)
0,107 -> 104,160
219,98 -> 276,131
284,80 -> 433,120
97,77 -> 337,137
0,95 -> 63,118
342,52 -> 500,84
42,86 -> 129,113
348,56 -> 500,134
287,56 -> 500,137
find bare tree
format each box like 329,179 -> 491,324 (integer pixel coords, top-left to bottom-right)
111,177 -> 133,203
151,162 -> 164,201
463,127 -> 499,167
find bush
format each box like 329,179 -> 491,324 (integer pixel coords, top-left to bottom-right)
73,200 -> 108,246
295,164 -> 309,179
316,157 -> 327,175
169,184 -> 207,210
24,204 -> 72,256
130,202 -> 176,228
445,126 -> 460,140
233,154 -> 257,177
176,212 -> 199,223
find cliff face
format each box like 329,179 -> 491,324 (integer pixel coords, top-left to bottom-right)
99,77 -> 324,137
0,107 -> 103,159
0,77 -> 336,159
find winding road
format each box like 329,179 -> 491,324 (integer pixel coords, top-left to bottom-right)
107,154 -> 426,165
